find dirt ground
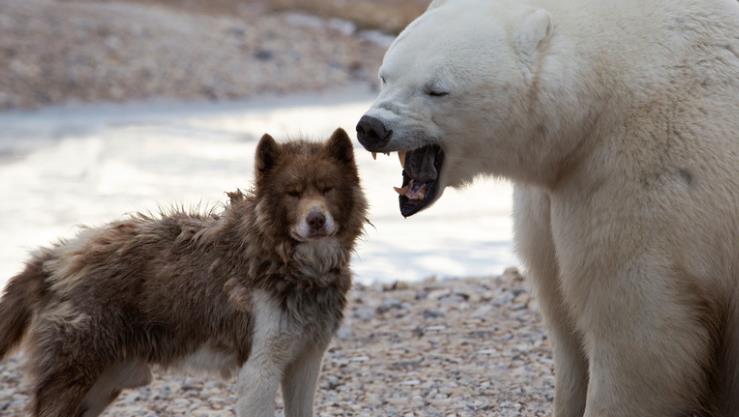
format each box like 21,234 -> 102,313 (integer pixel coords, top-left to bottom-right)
112,0 -> 431,32
268,0 -> 430,33
0,0 -> 426,110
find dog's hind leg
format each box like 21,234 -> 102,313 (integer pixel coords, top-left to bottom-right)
26,305 -> 102,417
81,360 -> 153,417
32,365 -> 97,417
514,185 -> 588,417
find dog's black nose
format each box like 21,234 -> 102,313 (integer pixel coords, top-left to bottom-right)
307,211 -> 326,231
356,115 -> 391,150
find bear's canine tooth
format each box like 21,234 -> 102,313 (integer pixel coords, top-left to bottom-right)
394,185 -> 409,196
398,151 -> 407,167
372,152 -> 377,160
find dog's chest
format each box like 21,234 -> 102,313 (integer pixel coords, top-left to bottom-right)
291,239 -> 346,279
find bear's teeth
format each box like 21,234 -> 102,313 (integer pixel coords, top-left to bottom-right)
372,152 -> 377,160
394,185 -> 409,195
398,151 -> 407,167
394,182 -> 427,200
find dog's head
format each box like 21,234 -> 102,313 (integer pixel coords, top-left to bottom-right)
254,128 -> 366,243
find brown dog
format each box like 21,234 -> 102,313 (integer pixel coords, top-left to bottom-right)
0,128 -> 368,417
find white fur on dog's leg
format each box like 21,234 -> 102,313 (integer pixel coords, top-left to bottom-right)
237,290 -> 304,417
281,343 -> 328,417
236,360 -> 282,417
513,186 -> 588,417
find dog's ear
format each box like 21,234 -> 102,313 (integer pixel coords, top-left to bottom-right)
325,128 -> 355,165
256,133 -> 281,176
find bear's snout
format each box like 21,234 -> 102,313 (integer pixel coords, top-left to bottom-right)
356,115 -> 392,150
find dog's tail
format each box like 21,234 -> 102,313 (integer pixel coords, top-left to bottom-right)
0,254 -> 48,360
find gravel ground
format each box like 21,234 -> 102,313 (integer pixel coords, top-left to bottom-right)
0,269 -> 553,417
0,0 -> 387,110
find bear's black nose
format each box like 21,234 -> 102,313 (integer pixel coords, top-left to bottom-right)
356,115 -> 392,150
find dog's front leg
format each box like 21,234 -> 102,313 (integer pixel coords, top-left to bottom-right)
281,342 -> 328,417
236,357 -> 283,417
237,291 -> 300,417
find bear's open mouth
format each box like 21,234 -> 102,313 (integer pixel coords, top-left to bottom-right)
372,144 -> 444,217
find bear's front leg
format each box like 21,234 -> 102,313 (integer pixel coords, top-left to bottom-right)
579,260 -> 713,417
514,185 -> 588,417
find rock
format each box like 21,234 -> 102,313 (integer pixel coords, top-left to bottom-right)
336,323 -> 353,340
422,308 -> 444,320
253,49 -> 274,61
428,288 -> 451,300
354,305 -> 375,321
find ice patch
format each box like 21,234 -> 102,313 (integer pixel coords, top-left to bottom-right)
0,88 -> 517,286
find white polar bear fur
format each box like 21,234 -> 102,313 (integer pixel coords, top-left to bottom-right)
362,0 -> 739,415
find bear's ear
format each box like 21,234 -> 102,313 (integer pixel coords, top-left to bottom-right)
325,128 -> 355,166
516,9 -> 552,56
255,133 -> 281,176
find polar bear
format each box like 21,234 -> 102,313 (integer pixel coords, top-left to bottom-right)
356,0 -> 739,415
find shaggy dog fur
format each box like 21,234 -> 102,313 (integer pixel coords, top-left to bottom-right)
0,128 -> 368,417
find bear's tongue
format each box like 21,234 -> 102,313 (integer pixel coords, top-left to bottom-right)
394,145 -> 439,201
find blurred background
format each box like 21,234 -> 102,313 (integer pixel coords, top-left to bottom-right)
0,0 -> 516,285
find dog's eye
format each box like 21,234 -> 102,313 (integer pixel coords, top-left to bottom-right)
321,186 -> 334,194
286,191 -> 301,198
380,75 -> 386,84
